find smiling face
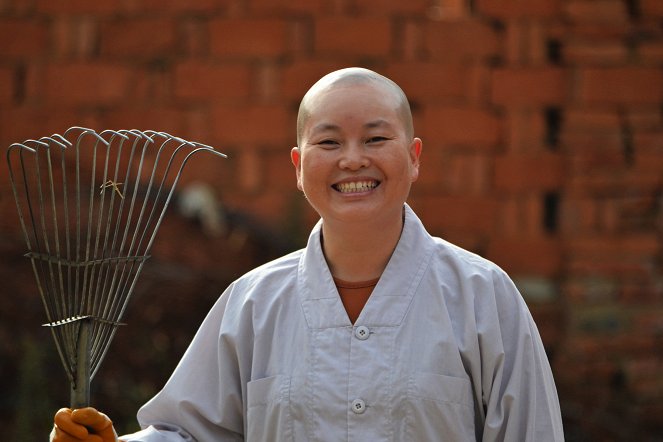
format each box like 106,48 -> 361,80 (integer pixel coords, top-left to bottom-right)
291,70 -> 422,227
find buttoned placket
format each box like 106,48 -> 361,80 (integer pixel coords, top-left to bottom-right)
298,204 -> 434,441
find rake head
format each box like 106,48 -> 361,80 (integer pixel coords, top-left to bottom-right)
6,127 -> 226,408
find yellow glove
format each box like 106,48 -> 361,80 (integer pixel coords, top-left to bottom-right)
51,407 -> 119,442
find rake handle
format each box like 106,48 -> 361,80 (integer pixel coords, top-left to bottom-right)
70,318 -> 92,409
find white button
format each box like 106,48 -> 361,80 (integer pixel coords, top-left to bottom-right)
354,325 -> 370,340
351,398 -> 366,414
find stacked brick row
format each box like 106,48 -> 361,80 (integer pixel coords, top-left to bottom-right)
0,0 -> 661,438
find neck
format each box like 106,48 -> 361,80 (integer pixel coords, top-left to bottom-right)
321,207 -> 404,282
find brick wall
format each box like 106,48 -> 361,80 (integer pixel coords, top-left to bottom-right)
0,0 -> 661,439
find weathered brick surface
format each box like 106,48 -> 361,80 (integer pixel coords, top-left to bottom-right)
0,0 -> 661,439
314,17 -> 392,56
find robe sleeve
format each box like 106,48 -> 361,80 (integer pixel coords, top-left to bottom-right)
120,282 -> 250,441
478,270 -> 564,442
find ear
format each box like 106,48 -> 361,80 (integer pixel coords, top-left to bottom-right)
409,137 -> 422,182
291,147 -> 303,191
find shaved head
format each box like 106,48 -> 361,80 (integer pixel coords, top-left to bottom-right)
297,68 -> 414,145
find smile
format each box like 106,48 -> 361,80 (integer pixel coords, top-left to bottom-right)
333,180 -> 379,193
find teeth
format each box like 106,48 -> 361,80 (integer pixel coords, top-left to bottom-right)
336,181 -> 377,193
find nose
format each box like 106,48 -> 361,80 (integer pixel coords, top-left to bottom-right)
338,144 -> 370,170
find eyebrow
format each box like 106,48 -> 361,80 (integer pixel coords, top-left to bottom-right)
310,119 -> 394,134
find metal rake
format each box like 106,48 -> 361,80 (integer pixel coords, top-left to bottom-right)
6,127 -> 226,408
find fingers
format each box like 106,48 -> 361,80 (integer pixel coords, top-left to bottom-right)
54,408 -> 89,440
71,408 -> 117,442
71,408 -> 113,432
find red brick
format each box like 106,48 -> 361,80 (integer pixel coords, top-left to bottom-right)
491,67 -> 568,106
409,141 -> 445,190
641,0 -> 663,16
486,237 -> 562,277
100,18 -> 177,57
140,0 -> 227,13
564,0 -> 629,23
498,195 -> 546,237
409,196 -> 499,235
314,17 -> 392,56
567,235 -> 659,258
236,146 -> 264,193
494,153 -> 564,192
399,19 -> 424,61
264,149 -> 297,191
504,21 -> 551,64
0,107 -> 100,147
476,0 -> 561,18
249,0 -> 325,14
441,152 -> 491,195
52,16 -> 96,58
385,62 -> 468,102
280,60 -> 346,100
174,62 -> 251,101
28,63 -> 133,106
563,40 -> 628,64
638,42 -> 663,64
180,18 -> 209,57
100,107 -> 189,136
425,0 -> 471,20
578,68 -> 663,104
0,19 -> 49,58
211,105 -> 292,145
564,108 -> 620,131
505,110 -> 547,153
423,20 -> 500,61
36,0 -> 123,14
210,19 -> 289,58
421,105 -> 501,147
634,131 -> 663,153
352,0 -> 430,15
0,67 -> 13,104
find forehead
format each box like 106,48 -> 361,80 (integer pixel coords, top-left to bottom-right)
304,82 -> 403,127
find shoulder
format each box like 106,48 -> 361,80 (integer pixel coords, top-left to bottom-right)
427,236 -> 524,307
431,236 -> 506,279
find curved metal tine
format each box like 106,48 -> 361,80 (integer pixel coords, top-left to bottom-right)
63,126 -> 97,139
86,130 -> 116,328
26,140 -> 63,318
94,133 -> 181,370
50,133 -> 73,147
89,130 -> 133,364
7,144 -> 59,324
90,131 -> 148,368
7,143 -> 61,328
144,145 -> 226,252
7,143 -> 40,251
112,143 -> 227,340
123,133 -> 184,267
73,130 -> 110,324
37,136 -> 77,354
23,139 -> 76,375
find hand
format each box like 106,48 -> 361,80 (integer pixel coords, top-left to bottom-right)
51,407 -> 118,442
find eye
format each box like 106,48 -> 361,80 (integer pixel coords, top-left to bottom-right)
316,139 -> 339,149
366,136 -> 389,144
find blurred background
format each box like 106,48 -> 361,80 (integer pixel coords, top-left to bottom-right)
0,0 -> 661,440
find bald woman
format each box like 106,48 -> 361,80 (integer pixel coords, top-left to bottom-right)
52,68 -> 563,442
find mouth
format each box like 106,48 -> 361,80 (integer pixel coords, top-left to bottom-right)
332,180 -> 380,194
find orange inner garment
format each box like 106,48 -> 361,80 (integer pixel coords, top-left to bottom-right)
333,276 -> 380,324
